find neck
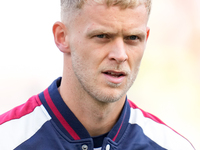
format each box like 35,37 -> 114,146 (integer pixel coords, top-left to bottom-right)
59,70 -> 126,137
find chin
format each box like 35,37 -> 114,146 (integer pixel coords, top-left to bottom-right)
92,90 -> 126,103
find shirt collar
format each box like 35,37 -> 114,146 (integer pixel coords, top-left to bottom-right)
39,77 -> 130,143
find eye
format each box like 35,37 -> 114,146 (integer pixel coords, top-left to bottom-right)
126,35 -> 139,40
96,34 -> 108,39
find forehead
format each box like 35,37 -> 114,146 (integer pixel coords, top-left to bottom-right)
68,2 -> 149,37
82,0 -> 144,9
80,2 -> 148,26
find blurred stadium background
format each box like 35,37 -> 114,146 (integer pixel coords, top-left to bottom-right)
0,0 -> 199,149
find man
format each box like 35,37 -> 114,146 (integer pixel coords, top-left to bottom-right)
0,0 -> 195,149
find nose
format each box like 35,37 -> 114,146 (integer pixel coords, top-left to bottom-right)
108,38 -> 128,63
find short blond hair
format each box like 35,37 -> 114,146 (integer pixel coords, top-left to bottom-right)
61,0 -> 152,24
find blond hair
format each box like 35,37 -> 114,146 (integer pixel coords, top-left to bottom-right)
61,0 -> 152,24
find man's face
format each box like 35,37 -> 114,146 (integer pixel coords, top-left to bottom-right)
66,2 -> 149,103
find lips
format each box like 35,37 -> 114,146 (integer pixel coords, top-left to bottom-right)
102,70 -> 126,84
103,71 -> 126,78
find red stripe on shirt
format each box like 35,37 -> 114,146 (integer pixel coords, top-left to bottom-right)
112,108 -> 127,142
128,99 -> 165,125
112,116 -> 124,142
0,95 -> 42,125
43,88 -> 80,140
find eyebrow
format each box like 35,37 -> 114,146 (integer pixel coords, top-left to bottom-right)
86,27 -> 146,39
127,30 -> 146,39
86,28 -> 118,37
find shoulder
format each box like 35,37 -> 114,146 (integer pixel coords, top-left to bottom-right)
127,99 -> 195,150
0,95 -> 42,125
0,95 -> 51,150
128,99 -> 165,124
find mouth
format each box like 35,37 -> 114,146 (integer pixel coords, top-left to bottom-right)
101,70 -> 127,85
103,71 -> 126,78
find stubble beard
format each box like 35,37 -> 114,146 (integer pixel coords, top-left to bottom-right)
71,51 -> 139,103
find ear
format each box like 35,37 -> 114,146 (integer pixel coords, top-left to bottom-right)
146,27 -> 150,41
53,21 -> 70,53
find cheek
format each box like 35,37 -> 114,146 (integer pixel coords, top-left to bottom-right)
71,46 -> 97,71
128,48 -> 144,67
78,46 -> 105,67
